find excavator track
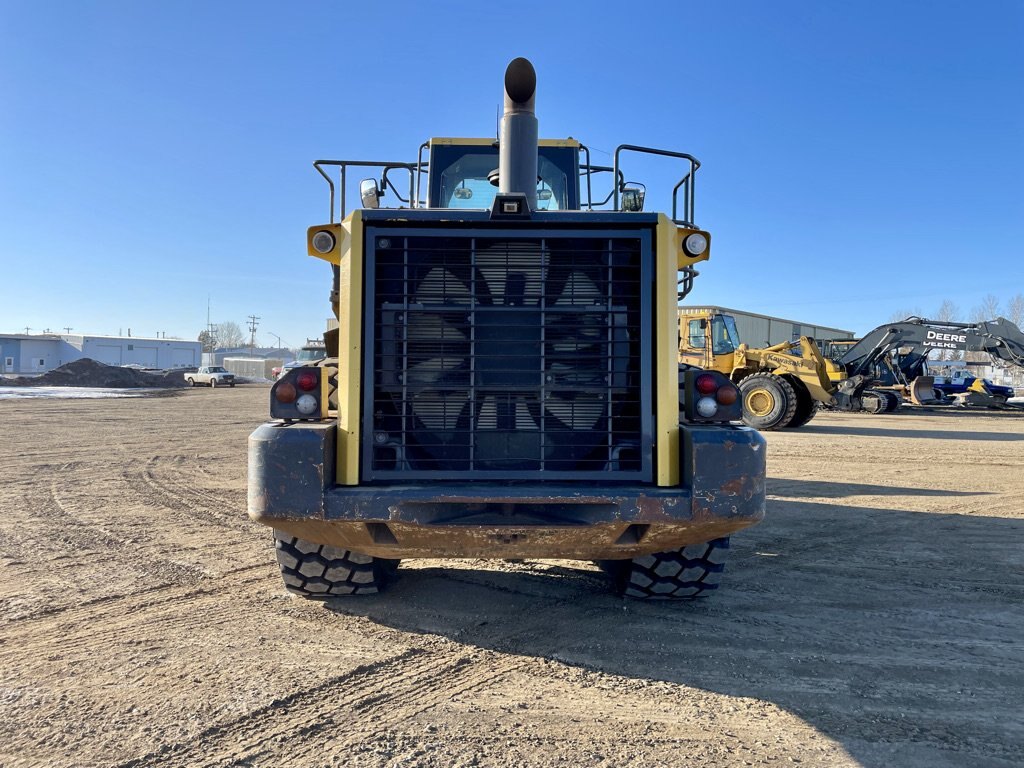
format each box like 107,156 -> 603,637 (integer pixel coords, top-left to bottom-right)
860,390 -> 887,414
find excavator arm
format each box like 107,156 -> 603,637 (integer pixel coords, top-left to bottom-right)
839,316 -> 1024,378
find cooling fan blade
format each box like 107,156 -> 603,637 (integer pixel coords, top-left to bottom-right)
475,241 -> 544,306
405,311 -> 470,386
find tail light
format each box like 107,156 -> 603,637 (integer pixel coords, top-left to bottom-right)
682,370 -> 742,423
270,367 -> 327,421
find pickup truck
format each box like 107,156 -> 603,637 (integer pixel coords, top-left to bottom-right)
933,369 -> 1013,400
185,366 -> 236,388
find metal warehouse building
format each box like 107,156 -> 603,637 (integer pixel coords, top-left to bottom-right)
0,333 -> 201,375
679,306 -> 854,348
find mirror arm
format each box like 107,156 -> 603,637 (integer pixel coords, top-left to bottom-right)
381,173 -> 409,203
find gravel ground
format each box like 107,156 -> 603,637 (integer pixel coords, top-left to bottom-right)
0,389 -> 1022,767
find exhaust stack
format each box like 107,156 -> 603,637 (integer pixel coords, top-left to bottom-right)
499,57 -> 538,210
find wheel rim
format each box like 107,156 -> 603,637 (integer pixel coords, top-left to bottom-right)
746,388 -> 775,416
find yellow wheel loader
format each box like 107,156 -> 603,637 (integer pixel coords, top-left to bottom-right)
247,58 -> 767,601
678,311 -> 835,429
677,311 -> 888,429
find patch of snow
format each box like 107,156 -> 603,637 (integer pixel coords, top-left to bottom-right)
0,387 -> 164,400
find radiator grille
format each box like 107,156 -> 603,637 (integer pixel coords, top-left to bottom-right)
364,227 -> 652,481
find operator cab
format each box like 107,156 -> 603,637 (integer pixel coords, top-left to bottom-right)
428,139 -> 580,210
682,313 -> 739,355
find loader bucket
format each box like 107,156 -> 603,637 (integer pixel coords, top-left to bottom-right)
909,376 -> 938,405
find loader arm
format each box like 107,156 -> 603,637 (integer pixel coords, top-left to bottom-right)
737,338 -> 837,407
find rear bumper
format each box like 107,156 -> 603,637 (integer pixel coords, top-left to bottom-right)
248,422 -> 766,559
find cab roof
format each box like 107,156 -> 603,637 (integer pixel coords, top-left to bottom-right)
429,137 -> 580,148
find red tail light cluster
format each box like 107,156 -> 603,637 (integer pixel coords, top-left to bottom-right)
270,367 -> 326,421
295,371 -> 318,392
683,370 -> 742,423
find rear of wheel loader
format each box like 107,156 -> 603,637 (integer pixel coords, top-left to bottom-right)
247,58 -> 767,601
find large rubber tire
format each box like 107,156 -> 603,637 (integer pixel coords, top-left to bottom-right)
186,377 -> 195,387
739,373 -> 797,431
315,357 -> 339,412
273,530 -> 398,596
601,538 -> 730,599
783,378 -> 818,429
210,378 -> 217,389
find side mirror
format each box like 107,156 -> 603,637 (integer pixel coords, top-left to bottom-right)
360,178 -> 381,209
699,318 -> 708,329
454,187 -> 473,200
621,186 -> 645,212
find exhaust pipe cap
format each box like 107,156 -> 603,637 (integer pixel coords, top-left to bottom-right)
504,57 -> 536,106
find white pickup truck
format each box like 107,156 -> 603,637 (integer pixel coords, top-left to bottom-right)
185,366 -> 236,388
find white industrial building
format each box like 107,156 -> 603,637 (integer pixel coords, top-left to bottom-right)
0,333 -> 201,375
679,306 -> 854,347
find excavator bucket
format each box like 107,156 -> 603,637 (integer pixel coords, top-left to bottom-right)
909,375 -> 938,405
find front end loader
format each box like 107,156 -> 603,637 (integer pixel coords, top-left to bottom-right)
247,58 -> 767,601
678,310 -> 881,430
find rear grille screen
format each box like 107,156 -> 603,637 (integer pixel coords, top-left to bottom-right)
363,226 -> 652,481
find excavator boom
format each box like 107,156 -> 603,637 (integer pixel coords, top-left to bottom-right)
840,316 -> 1024,377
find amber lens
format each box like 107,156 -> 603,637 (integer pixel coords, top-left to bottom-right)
717,385 -> 738,405
276,382 -> 297,404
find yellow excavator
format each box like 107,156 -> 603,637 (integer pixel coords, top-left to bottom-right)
678,311 -> 885,429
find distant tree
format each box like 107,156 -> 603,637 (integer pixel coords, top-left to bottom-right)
888,307 -> 922,323
1007,295 -> 1024,387
971,294 -> 1000,323
966,295 -> 1001,364
933,299 -> 961,361
1007,293 -> 1023,328
197,329 -> 217,353
217,321 -> 246,348
934,299 -> 960,322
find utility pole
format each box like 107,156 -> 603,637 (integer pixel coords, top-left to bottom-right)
63,327 -> 72,334
247,314 -> 260,357
204,296 -> 218,364
267,332 -> 282,353
24,326 -> 31,335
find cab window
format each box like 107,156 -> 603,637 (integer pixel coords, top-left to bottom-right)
712,315 -> 739,355
687,319 -> 706,349
429,144 -> 579,210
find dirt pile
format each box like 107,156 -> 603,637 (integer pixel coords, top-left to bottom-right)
0,358 -> 188,388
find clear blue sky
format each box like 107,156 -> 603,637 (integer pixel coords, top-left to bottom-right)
2,1 -> 1021,346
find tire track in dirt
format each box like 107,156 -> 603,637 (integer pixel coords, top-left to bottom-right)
0,564 -> 273,649
115,574 -> 605,768
121,455 -> 249,531
114,647 -> 528,768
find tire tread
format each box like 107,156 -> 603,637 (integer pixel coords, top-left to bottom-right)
272,530 -> 396,597
611,538 -> 731,600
